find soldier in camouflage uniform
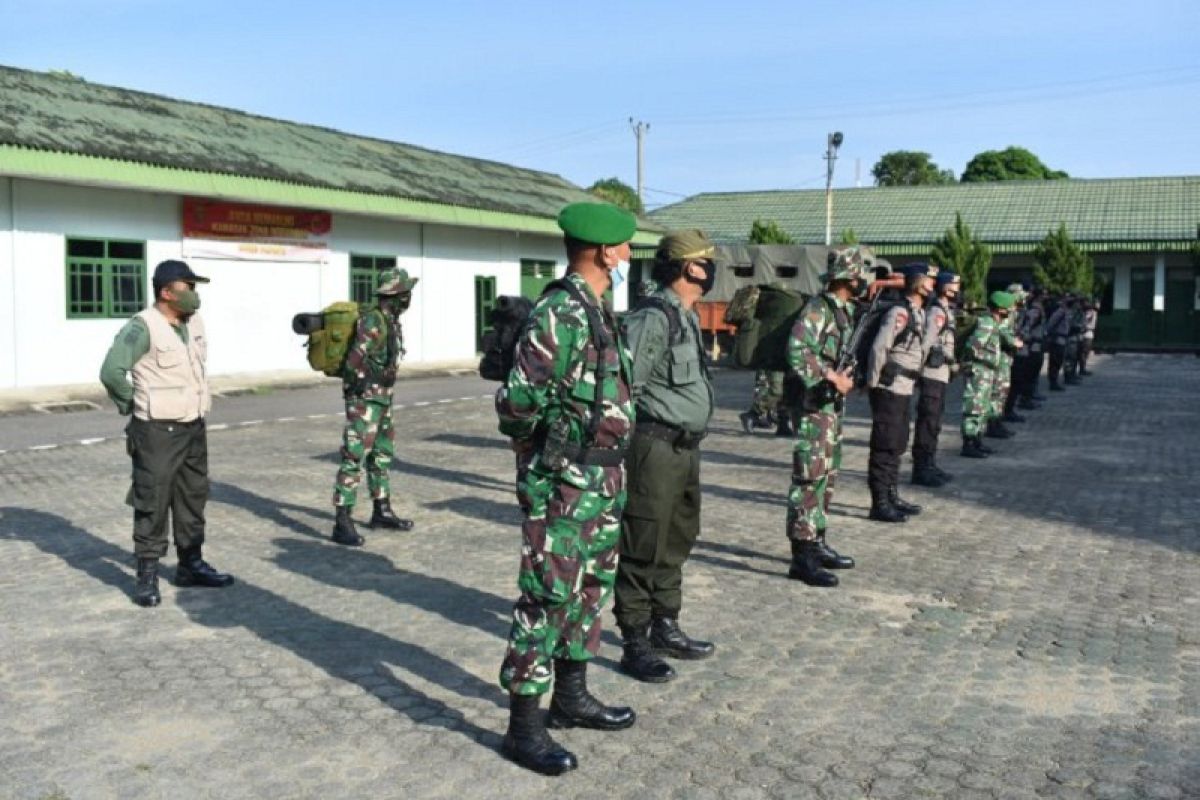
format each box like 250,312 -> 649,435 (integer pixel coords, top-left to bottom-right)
1063,296 -> 1086,384
961,291 -> 1017,458
781,247 -> 871,588
986,285 -> 1024,439
330,268 -> 418,547
740,370 -> 790,435
496,202 -> 638,776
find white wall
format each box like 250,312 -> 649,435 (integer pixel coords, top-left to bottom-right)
2,178 -> 567,389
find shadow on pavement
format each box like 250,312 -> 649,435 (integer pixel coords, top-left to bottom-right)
0,506 -> 506,751
424,432 -> 509,451
211,481 -> 330,540
311,452 -> 512,494
423,495 -> 520,526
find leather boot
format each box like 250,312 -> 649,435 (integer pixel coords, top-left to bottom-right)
775,416 -> 794,437
501,694 -> 578,776
787,539 -> 838,587
815,529 -> 854,569
619,625 -> 676,683
961,436 -> 989,458
331,506 -> 364,546
548,660 -> 636,730
868,487 -> 908,523
133,557 -> 161,607
888,485 -> 922,516
175,547 -> 234,588
931,460 -> 954,483
369,498 -> 414,531
649,617 -> 715,660
911,463 -> 946,488
738,410 -> 760,434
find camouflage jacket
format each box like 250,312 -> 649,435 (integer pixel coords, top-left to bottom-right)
963,315 -> 1000,371
343,307 -> 404,401
496,273 -> 634,495
996,316 -> 1018,368
787,291 -> 855,392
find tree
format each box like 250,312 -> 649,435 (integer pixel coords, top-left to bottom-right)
587,177 -> 643,215
1033,223 -> 1094,295
931,213 -> 992,306
960,146 -> 1068,182
748,219 -> 794,245
871,151 -> 955,186
838,228 -> 859,245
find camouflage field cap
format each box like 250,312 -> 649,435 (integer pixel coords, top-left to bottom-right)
558,202 -> 637,245
376,268 -> 419,296
658,229 -> 716,262
825,245 -> 875,282
988,290 -> 1017,310
1006,283 -> 1028,303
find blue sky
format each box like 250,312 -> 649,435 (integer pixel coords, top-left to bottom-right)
3,0 -> 1198,208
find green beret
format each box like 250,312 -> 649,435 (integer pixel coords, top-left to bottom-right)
558,202 -> 637,245
658,229 -> 716,262
988,290 -> 1016,310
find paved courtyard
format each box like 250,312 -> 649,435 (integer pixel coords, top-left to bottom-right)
1,354 -> 1198,800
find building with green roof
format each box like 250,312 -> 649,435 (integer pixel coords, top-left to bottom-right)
650,180 -> 1200,350
0,65 -> 657,390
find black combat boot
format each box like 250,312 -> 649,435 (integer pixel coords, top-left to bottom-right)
1018,397 -> 1040,410
960,437 -> 988,458
815,529 -> 854,569
787,539 -> 839,587
619,625 -> 676,683
888,485 -> 922,516
868,487 -> 908,523
738,410 -> 761,435
775,415 -> 794,437
175,547 -> 234,588
984,420 -> 1014,439
911,462 -> 946,487
649,617 -> 715,660
369,498 -> 414,531
331,505 -> 364,546
1049,380 -> 1065,391
548,660 -> 636,730
931,460 -> 955,483
501,694 -> 578,776
133,557 -> 161,607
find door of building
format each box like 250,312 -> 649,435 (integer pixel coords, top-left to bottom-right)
1127,267 -> 1155,346
474,276 -> 497,352
1162,267 -> 1197,347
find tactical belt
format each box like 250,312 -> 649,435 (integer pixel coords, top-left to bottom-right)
892,365 -> 922,381
635,418 -> 706,450
560,442 -> 628,467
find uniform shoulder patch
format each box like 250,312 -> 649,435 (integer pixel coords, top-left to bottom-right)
892,308 -> 909,331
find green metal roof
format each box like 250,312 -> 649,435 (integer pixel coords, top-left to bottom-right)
649,177 -> 1200,251
0,65 -> 660,241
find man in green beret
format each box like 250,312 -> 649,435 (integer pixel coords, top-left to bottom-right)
960,291 -> 1016,458
613,229 -> 717,684
496,202 -> 638,775
330,267 -> 419,546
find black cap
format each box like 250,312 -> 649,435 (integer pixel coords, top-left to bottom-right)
152,259 -> 209,287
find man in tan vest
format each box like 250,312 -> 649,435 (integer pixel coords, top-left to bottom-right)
100,259 -> 234,607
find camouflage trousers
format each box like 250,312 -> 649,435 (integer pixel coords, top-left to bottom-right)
785,406 -> 842,542
989,359 -> 1011,421
332,398 -> 395,507
499,466 -> 624,696
961,366 -> 995,438
750,370 -> 786,418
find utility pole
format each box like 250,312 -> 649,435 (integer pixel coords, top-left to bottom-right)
824,131 -> 844,246
630,118 -> 650,205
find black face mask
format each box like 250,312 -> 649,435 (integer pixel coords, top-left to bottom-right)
684,260 -> 716,295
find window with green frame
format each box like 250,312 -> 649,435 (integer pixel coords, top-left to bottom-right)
350,254 -> 397,305
65,238 -> 147,319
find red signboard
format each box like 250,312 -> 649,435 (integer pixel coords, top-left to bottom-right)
182,198 -> 331,243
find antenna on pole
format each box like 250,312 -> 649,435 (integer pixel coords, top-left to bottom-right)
630,118 -> 650,205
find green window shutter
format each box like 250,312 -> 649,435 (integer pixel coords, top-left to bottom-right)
474,275 -> 497,352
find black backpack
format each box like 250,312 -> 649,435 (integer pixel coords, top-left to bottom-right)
478,295 -> 535,381
627,295 -> 684,346
845,295 -> 920,388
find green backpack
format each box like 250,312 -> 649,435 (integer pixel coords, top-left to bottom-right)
732,285 -> 808,371
292,301 -> 362,377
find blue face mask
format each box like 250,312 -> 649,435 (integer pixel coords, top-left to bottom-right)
611,259 -> 630,292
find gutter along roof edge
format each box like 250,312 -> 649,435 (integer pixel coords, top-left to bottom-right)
0,144 -> 661,242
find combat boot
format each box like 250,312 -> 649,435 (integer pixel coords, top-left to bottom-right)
331,505 -> 364,547
649,617 -> 715,660
548,660 -> 636,730
775,415 -> 794,437
738,410 -> 761,435
985,420 -> 1014,439
888,485 -> 922,516
369,498 -> 414,531
1018,397 -> 1040,410
619,625 -> 676,683
1049,380 -> 1065,391
815,529 -> 854,569
961,436 -> 989,458
787,539 -> 839,587
911,463 -> 946,488
175,547 -> 234,588
868,487 -> 908,523
501,694 -> 578,776
133,557 -> 161,607
931,461 -> 955,483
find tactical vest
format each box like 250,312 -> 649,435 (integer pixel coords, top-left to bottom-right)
131,307 -> 211,422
